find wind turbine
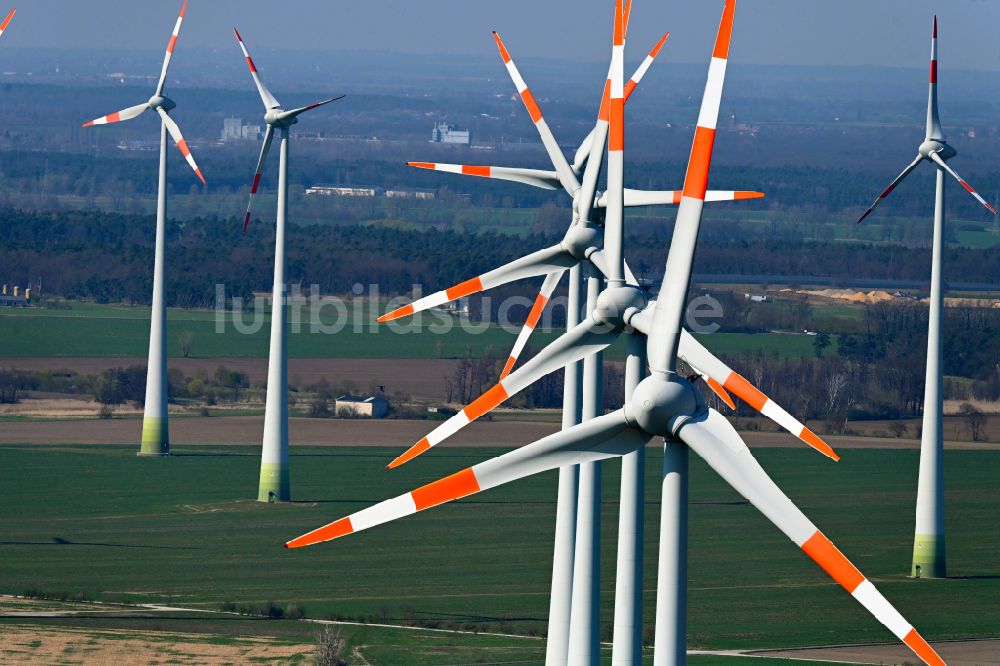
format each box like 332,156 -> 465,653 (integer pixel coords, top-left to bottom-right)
858,16 -> 995,580
398,12 -> 762,663
0,8 -> 15,39
234,28 -> 343,502
82,0 -> 205,456
286,2 -> 946,665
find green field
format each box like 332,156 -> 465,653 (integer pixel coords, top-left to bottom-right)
0,302 -> 824,360
0,443 -> 996,664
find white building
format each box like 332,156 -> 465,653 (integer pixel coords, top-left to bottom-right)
431,122 -> 471,145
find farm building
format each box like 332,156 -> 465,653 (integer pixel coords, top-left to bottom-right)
335,393 -> 389,418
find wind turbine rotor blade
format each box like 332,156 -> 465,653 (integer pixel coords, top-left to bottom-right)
233,27 -> 281,110
857,155 -> 924,223
278,95 -> 346,122
602,0 -> 627,285
595,189 -> 764,207
387,317 -> 621,468
500,270 -> 564,379
676,329 -> 837,459
376,244 -> 577,322
926,16 -> 942,140
678,409 -> 945,666
928,152 -> 998,215
572,128 -> 596,173
0,8 -> 16,37
243,125 -> 275,232
648,0 -> 737,374
288,409 -> 647,549
492,32 -> 580,196
624,32 -> 669,101
81,103 -> 149,128
157,108 -> 205,185
156,0 -> 187,96
407,162 -> 561,190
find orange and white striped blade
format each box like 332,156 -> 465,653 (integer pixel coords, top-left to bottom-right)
572,31 -> 669,173
388,318 -> 620,468
278,96 -> 345,123
157,108 -> 205,185
407,162 -> 561,191
233,27 -> 281,110
289,409 -> 648,548
500,270 -> 564,380
0,8 -> 16,38
602,0 -> 626,283
81,103 -> 149,128
857,155 -> 924,224
243,125 -> 275,232
929,152 -> 997,216
624,32 -> 669,101
702,373 -> 736,410
377,244 -> 576,322
680,410 -> 945,666
156,0 -> 187,96
596,189 -> 764,207
492,32 -> 580,196
677,329 -> 837,460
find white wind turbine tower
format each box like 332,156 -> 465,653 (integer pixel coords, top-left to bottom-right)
285,3 -> 946,665
858,16 -> 996,579
394,9 -> 761,662
234,28 -> 343,502
82,0 -> 205,456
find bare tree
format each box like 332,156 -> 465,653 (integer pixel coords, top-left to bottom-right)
314,626 -> 348,666
960,402 -> 987,442
178,330 -> 194,358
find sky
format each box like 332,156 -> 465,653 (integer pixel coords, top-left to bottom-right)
3,1 -> 1000,72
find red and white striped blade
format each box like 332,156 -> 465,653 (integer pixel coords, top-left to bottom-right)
492,32 -> 579,196
0,8 -> 16,38
387,318 -> 620,468
596,189 -> 764,207
156,0 -> 187,96
679,410 -> 945,666
929,152 -> 997,216
926,16 -> 941,141
81,103 -> 149,128
233,27 -> 281,110
407,162 -> 561,191
157,108 -> 205,185
377,244 -> 576,322
243,125 -> 275,232
677,329 -> 837,460
500,270 -> 564,380
857,156 -> 924,224
288,409 -> 648,548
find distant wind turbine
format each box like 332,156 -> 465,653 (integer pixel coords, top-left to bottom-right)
82,0 -> 205,456
234,27 -> 343,502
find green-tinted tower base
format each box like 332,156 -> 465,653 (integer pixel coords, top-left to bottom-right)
138,416 -> 169,456
258,462 -> 290,503
911,534 -> 946,578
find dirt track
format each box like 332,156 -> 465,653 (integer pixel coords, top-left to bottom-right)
3,415 -> 1000,450
3,357 -> 461,402
751,639 -> 1000,665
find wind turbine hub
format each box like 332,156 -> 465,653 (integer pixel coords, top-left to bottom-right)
593,286 -> 647,328
626,375 -> 703,437
561,223 -> 602,260
266,109 -> 297,128
148,95 -> 175,112
920,139 -> 955,161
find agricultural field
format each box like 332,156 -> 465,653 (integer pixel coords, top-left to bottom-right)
0,443 -> 997,664
0,302 -> 825,360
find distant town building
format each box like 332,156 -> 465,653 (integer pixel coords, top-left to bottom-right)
306,185 -> 377,197
335,391 -> 389,418
221,117 -> 261,142
431,122 -> 471,145
384,188 -> 436,200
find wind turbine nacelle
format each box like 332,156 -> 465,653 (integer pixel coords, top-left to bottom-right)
148,95 -> 175,112
266,109 -> 298,128
626,374 -> 704,437
920,139 -> 955,161
561,224 -> 602,260
594,286 -> 648,327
